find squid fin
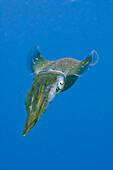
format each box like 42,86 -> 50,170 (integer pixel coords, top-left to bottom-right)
26,46 -> 52,74
72,50 -> 99,76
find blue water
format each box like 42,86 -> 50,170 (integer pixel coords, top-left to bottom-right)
0,0 -> 113,169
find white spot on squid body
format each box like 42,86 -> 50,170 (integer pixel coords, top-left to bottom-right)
32,60 -> 35,64
49,69 -> 54,72
29,106 -> 32,111
36,58 -> 38,60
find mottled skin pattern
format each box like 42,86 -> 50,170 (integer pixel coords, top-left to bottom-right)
23,47 -> 98,136
23,71 -> 65,135
36,57 -> 90,92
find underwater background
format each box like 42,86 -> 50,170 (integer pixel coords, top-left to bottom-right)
0,0 -> 113,169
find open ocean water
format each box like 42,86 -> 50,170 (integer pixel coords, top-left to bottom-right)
0,0 -> 113,170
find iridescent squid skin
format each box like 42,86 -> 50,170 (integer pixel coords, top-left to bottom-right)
23,46 -> 99,136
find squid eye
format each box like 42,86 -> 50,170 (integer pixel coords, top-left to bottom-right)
57,80 -> 64,90
58,80 -> 64,88
60,80 -> 64,85
56,76 -> 65,93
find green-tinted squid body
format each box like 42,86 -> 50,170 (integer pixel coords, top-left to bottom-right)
23,46 -> 99,135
